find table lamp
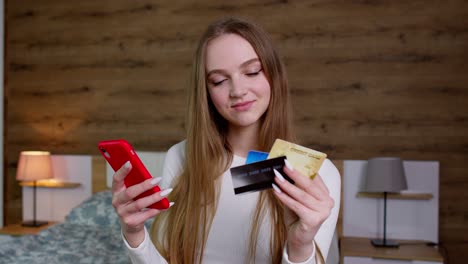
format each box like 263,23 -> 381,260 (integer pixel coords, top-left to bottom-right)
16,151 -> 53,227
364,157 -> 407,247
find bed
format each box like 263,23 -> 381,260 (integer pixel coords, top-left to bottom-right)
0,190 -> 153,263
0,153 -> 342,264
0,152 -> 159,264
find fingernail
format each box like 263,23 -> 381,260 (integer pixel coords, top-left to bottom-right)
272,183 -> 282,194
169,202 -> 175,208
151,177 -> 162,185
124,161 -> 131,170
273,169 -> 285,182
160,188 -> 173,197
284,159 -> 294,171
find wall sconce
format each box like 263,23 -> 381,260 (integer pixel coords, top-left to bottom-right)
364,157 -> 408,247
16,151 -> 53,227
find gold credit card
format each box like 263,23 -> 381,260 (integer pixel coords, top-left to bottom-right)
267,139 -> 327,179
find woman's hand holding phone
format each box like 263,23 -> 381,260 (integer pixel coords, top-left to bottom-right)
112,161 -> 174,248
98,139 -> 173,247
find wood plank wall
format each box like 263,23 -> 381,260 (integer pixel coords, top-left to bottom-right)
5,0 -> 468,262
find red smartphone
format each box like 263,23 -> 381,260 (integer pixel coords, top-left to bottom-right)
98,139 -> 170,210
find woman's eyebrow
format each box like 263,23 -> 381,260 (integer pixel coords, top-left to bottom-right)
240,58 -> 260,68
207,58 -> 260,76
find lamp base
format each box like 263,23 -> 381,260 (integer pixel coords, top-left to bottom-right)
21,220 -> 49,227
371,238 -> 400,248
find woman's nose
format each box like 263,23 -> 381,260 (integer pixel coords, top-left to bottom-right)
229,78 -> 247,98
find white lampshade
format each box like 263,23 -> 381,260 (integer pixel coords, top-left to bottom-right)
16,151 -> 53,181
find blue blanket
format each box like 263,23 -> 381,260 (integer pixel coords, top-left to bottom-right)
0,191 -> 142,263
0,222 -> 129,263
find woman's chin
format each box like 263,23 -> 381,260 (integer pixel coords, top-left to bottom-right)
228,118 -> 261,129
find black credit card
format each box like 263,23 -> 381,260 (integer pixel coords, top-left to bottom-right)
230,156 -> 294,195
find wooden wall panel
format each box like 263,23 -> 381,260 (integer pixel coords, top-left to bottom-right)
5,0 -> 468,262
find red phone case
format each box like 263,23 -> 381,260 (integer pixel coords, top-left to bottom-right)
97,139 -> 170,210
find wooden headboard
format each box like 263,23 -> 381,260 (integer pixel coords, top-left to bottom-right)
333,160 -> 344,238
92,155 -> 108,194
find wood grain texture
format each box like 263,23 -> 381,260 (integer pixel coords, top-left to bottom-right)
332,160 -> 343,239
340,236 -> 444,262
92,155 -> 107,194
5,0 -> 468,262
356,192 -> 433,200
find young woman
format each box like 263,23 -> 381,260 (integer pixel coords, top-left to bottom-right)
111,17 -> 340,264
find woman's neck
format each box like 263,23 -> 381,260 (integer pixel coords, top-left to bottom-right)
227,123 -> 260,158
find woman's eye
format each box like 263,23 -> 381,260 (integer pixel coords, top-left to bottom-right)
246,69 -> 262,76
212,79 -> 226,86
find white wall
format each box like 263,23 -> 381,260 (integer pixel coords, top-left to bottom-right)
0,0 -> 4,228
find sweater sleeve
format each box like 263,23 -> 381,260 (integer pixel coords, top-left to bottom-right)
281,241 -> 316,264
314,159 -> 341,261
123,227 -> 168,264
281,159 -> 341,264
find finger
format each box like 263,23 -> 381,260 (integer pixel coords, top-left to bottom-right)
311,173 -> 331,196
121,208 -> 161,228
273,169 -> 321,211
275,170 -> 335,218
283,160 -> 328,198
121,202 -> 175,228
114,177 -> 162,206
272,183 -> 316,221
112,161 -> 132,193
279,165 -> 323,201
120,188 -> 172,215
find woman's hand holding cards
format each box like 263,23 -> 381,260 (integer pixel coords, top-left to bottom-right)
272,160 -> 334,262
111,161 -> 173,248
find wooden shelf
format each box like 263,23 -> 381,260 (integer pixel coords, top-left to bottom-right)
0,222 -> 58,236
340,236 -> 443,263
20,179 -> 81,189
357,192 -> 433,200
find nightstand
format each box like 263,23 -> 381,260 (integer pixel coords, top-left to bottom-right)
340,236 -> 444,264
0,222 -> 57,236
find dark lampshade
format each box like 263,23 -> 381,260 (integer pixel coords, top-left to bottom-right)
364,157 -> 408,248
365,157 -> 407,193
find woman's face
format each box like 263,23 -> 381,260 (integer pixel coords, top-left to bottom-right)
205,33 -> 271,130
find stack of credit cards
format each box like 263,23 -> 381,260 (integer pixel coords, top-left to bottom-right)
231,139 -> 327,195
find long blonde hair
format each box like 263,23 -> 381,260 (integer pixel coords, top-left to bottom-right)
151,17 -> 295,264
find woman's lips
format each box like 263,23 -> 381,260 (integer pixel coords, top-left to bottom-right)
232,100 -> 255,111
